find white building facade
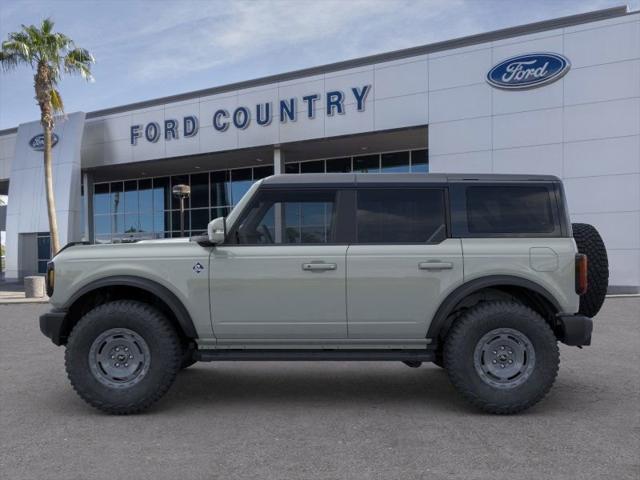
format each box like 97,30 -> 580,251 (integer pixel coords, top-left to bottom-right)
0,6 -> 638,292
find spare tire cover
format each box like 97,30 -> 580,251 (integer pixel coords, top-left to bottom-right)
572,223 -> 609,317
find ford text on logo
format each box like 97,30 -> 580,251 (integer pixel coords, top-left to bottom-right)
29,133 -> 59,151
487,53 -> 570,90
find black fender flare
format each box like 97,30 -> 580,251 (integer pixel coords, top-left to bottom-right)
426,275 -> 561,341
64,275 -> 198,338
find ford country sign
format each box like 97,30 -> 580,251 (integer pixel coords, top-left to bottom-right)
29,133 -> 59,151
487,53 -> 570,90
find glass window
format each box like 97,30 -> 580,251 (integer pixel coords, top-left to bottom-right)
123,180 -> 138,213
138,179 -> 153,212
93,183 -> 110,215
230,168 -> 253,204
357,189 -> 446,243
172,210 -> 190,235
284,163 -> 300,174
110,182 -> 123,216
171,175 -> 190,209
153,177 -> 170,212
411,149 -> 428,173
232,190 -> 337,245
326,157 -> 351,173
381,151 -> 410,173
190,173 -> 209,208
94,215 -> 111,236
191,208 -> 210,232
139,212 -> 153,233
112,214 -> 124,234
353,154 -> 380,173
124,213 -> 140,233
154,212 -> 169,232
211,206 -> 230,220
211,170 -> 231,207
37,232 -> 51,274
253,166 -> 272,180
300,160 -> 324,173
466,186 -> 556,234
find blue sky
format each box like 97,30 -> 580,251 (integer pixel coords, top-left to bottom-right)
0,0 -> 634,130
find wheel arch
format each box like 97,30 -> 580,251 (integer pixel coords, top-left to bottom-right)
60,276 -> 197,344
427,275 -> 561,343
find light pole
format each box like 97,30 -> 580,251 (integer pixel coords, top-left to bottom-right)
172,184 -> 191,237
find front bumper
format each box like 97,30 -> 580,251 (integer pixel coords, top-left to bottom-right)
557,314 -> 593,346
39,309 -> 68,346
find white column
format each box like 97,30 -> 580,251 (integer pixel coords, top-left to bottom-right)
273,147 -> 284,242
273,146 -> 285,174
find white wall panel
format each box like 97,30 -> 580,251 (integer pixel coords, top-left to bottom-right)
493,108 -> 562,149
428,83 -> 491,123
564,60 -> 640,106
429,116 -> 491,155
279,112 -> 325,144
564,135 -> 640,178
429,150 -> 492,173
571,211 -> 640,250
606,250 -> 640,288
373,93 -> 428,131
493,143 -> 563,176
492,80 -> 563,115
564,98 -> 640,142
374,60 -> 427,100
492,34 -> 563,63
325,102 -> 374,138
428,48 -> 491,90
564,20 -> 640,68
564,174 -> 640,214
199,124 -> 238,153
324,69 -> 374,107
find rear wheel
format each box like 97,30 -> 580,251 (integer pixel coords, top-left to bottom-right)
444,301 -> 559,414
65,300 -> 182,414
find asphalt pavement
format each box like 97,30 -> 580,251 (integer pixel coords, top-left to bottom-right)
1,298 -> 638,480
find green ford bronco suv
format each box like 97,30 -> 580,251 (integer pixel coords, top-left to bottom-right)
40,173 -> 609,414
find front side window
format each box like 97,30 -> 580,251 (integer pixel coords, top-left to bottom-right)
356,188 -> 446,243
466,186 -> 556,234
232,189 -> 337,245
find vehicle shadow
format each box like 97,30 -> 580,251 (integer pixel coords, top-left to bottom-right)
157,362 -> 467,413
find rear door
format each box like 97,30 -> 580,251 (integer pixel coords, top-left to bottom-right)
346,187 -> 463,339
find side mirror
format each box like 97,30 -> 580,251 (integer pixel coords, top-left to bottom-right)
208,216 -> 226,245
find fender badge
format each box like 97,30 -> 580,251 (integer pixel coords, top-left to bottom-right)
193,262 -> 205,274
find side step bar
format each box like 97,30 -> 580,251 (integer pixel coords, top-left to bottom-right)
195,349 -> 436,362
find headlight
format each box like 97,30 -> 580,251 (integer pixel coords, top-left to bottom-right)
46,261 -> 55,297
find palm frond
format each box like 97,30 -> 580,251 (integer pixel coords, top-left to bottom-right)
50,88 -> 64,113
64,47 -> 94,81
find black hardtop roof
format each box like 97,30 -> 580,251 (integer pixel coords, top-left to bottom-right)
261,173 -> 561,187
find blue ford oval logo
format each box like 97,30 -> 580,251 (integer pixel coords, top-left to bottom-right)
487,53 -> 570,90
29,133 -> 59,151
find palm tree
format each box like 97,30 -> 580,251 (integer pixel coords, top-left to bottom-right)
0,18 -> 94,255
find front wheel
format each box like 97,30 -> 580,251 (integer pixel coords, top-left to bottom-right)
65,300 -> 182,414
444,301 -> 559,414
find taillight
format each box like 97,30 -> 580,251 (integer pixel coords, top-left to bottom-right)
575,254 -> 587,295
46,261 -> 55,297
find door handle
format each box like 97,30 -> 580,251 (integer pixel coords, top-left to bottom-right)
419,261 -> 453,271
302,262 -> 337,271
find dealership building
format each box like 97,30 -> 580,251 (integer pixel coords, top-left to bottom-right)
0,5 -> 639,292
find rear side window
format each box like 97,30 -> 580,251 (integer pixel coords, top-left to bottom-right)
466,186 -> 556,234
356,188 -> 446,243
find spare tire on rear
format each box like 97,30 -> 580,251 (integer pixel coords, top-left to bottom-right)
572,223 -> 609,317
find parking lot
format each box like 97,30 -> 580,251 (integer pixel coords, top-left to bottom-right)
1,298 -> 638,480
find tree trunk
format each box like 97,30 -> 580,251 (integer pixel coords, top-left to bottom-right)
43,122 -> 61,255
36,63 -> 61,256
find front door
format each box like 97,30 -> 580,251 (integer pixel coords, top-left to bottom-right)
346,187 -> 463,339
210,188 -> 348,340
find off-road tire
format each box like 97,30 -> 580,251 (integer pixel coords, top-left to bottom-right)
444,301 -> 559,414
572,222 -> 609,317
65,300 -> 182,414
